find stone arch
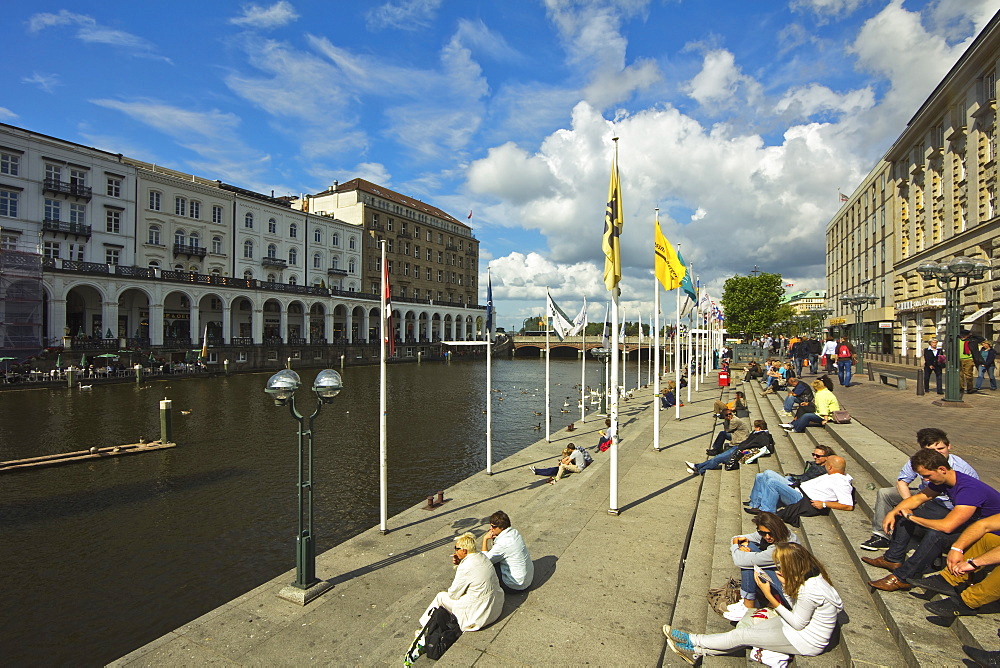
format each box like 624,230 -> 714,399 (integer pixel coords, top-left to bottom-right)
262,298 -> 283,341
117,286 -> 153,342
309,302 -> 327,343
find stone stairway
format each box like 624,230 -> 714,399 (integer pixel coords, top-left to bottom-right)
664,372 -> 997,666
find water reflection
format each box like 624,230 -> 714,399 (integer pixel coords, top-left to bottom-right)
0,357 -> 644,665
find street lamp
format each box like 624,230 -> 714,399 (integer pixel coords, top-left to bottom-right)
811,308 -> 833,336
590,347 -> 611,415
264,367 -> 344,604
839,293 -> 878,373
916,256 -> 991,403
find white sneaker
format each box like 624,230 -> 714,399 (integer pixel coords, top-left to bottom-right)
743,447 -> 769,464
726,601 -> 745,612
723,606 -> 748,622
778,423 -> 792,429
684,461 -> 696,474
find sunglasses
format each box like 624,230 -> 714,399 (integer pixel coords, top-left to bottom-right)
758,530 -> 773,537
812,453 -> 827,458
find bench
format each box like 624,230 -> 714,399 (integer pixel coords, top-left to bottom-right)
877,372 -> 907,390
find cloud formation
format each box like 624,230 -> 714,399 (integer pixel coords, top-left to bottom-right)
230,1 -> 300,29
366,0 -> 443,31
22,72 -> 61,94
27,10 -> 171,62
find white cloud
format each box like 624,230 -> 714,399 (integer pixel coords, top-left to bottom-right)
230,1 -> 299,29
454,19 -> 523,63
26,10 -> 171,63
0,107 -> 17,121
790,0 -> 866,18
467,142 -> 558,205
365,0 -> 443,31
22,72 -> 61,94
686,49 -> 762,110
774,83 -> 875,119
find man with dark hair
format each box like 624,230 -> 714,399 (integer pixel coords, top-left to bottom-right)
864,449 -> 1000,592
781,377 -> 812,417
481,510 -> 533,592
858,428 -> 978,551
686,420 -> 773,475
705,408 -> 749,457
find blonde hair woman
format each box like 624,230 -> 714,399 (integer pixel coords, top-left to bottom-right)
418,532 -> 504,632
663,543 -> 842,664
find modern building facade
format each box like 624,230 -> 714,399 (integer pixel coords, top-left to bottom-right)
0,122 -> 484,365
826,11 -> 1000,360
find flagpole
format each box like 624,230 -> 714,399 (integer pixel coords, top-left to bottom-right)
610,285 -> 620,515
379,239 -> 388,534
580,303 -> 586,423
686,264 -> 693,405
653,209 -> 661,449
675,250 -> 681,421
486,267 -> 493,475
545,291 -> 551,443
636,310 -> 641,391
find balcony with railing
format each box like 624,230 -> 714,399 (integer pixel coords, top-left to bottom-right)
327,267 -> 348,276
42,219 -> 92,238
43,178 -> 92,200
262,256 -> 287,268
173,243 -> 208,257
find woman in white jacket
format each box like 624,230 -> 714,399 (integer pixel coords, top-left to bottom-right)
419,532 -> 504,632
664,542 -> 843,665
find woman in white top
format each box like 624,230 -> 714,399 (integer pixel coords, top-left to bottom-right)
663,542 -> 843,664
419,532 -> 504,632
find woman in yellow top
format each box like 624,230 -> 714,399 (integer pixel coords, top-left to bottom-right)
780,379 -> 839,433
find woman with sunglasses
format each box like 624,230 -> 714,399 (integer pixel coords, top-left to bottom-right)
418,532 -> 504,632
723,512 -> 797,622
664,543 -> 843,665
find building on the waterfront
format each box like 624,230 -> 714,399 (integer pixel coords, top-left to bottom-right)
826,11 -> 1000,359
0,122 -> 485,365
783,289 -> 828,313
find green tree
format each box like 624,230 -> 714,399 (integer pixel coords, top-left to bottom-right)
520,316 -> 547,334
720,272 -> 786,337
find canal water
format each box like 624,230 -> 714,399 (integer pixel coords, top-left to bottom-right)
0,356 -> 648,665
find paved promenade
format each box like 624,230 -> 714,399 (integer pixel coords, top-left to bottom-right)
112,367 -> 1000,667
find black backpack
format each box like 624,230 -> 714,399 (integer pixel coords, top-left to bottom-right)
424,606 -> 462,660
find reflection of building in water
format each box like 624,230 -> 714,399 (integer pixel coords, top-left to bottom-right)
0,122 -> 485,364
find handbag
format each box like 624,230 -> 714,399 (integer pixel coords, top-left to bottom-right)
829,410 -> 851,424
707,577 -> 741,615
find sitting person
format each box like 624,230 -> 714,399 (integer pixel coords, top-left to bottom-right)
661,382 -> 679,409
664,543 -> 843,664
760,362 -> 782,395
787,445 -> 834,486
744,361 -> 763,382
481,510 -> 533,592
781,378 -> 813,417
530,445 -> 587,484
864,448 -> 1000,592
713,391 -> 747,417
909,512 -> 1000,616
745,456 -> 854,523
705,408 -> 749,456
686,420 -> 773,476
596,418 -> 612,452
419,532 -> 503,632
723,512 -> 798,622
779,380 -> 839,432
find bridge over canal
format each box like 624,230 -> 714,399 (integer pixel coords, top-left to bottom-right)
510,335 -> 657,359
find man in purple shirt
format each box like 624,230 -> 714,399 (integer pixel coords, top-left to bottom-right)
864,449 -> 1000,591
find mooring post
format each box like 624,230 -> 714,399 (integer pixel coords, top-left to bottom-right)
417,351 -> 422,364
66,368 -> 77,388
224,359 -> 230,376
160,398 -> 173,444
340,354 -> 345,369
134,364 -> 142,384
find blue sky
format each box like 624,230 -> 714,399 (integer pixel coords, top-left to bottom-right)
3,0 -> 999,330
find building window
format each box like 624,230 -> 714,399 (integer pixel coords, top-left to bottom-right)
190,200 -> 201,219
349,236 -> 356,250
175,229 -> 186,246
289,275 -> 298,285
289,222 -> 298,238
106,248 -> 120,266
245,212 -> 254,229
387,239 -> 393,253
148,225 -> 161,245
0,234 -> 16,250
267,243 -> 277,258
149,191 -> 161,211
404,263 -> 410,276
212,205 -> 223,223
212,236 -> 222,254
267,273 -> 277,283
189,231 -> 200,248
332,255 -> 339,269
371,282 -> 379,293
0,152 -> 19,176
70,169 -> 86,188
438,251 -> 443,263
45,164 -> 62,182
349,258 -> 355,273
244,240 -> 254,258
237,350 -> 248,362
387,260 -> 393,273
289,248 -> 297,265
43,241 -> 60,259
268,218 -> 277,234
175,197 -> 187,216
314,228 -> 321,242
106,209 -> 121,233
106,176 -> 121,197
437,270 -> 443,282
45,198 -> 61,221
243,269 -> 253,281
414,245 -> 420,258
68,243 -> 85,261
426,267 -> 431,280
426,249 -> 431,260
69,203 -> 86,224
387,218 -> 394,231
313,252 -> 321,268
148,260 -> 160,270
332,232 -> 339,246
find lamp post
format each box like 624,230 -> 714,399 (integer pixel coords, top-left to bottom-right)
916,256 -> 991,403
839,293 -> 878,373
590,347 -> 611,415
264,367 -> 343,604
811,308 -> 833,336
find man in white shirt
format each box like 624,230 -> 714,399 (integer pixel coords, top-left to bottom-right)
481,510 -> 534,592
745,456 -> 854,525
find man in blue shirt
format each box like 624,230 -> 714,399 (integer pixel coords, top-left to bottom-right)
859,428 -> 978,551
481,510 -> 533,592
864,449 -> 1000,592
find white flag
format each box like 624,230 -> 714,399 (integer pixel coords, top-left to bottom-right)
570,297 -> 588,336
546,289 -> 574,341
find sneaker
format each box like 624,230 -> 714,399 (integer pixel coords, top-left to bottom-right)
725,601 -> 745,613
723,606 -> 748,622
782,411 -> 793,418
907,573 -> 959,597
924,596 -> 978,617
859,535 -> 891,551
743,447 -> 769,464
529,466 -> 536,475
685,461 -> 697,474
778,423 -> 793,429
662,625 -> 699,665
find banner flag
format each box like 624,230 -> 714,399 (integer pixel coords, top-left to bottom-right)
602,145 -> 623,291
654,220 -> 685,291
546,289 -> 575,341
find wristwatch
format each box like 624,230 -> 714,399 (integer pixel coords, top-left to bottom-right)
903,512 -> 914,520
968,558 -> 980,569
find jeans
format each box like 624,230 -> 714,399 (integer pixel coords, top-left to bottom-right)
782,395 -> 796,412
695,445 -> 738,474
837,359 -> 852,386
809,353 -> 820,373
924,365 -> 942,393
738,542 -> 785,603
790,413 -> 823,432
709,431 -> 732,454
976,363 -> 997,390
749,469 -> 803,512
795,357 -> 807,377
884,501 -> 957,581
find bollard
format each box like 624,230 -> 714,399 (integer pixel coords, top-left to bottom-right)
340,354 -> 345,369
134,365 -> 142,384
160,398 -> 173,444
417,351 -> 422,364
916,369 -> 924,396
425,495 -> 435,509
436,490 -> 445,506
66,368 -> 77,388
224,359 -> 230,376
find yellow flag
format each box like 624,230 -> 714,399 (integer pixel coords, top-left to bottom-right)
654,219 -> 685,291
602,150 -> 623,291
